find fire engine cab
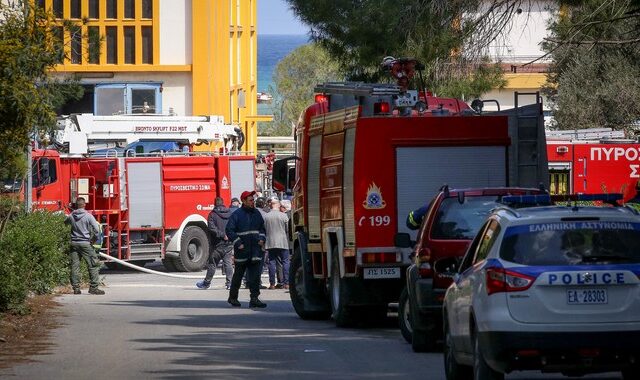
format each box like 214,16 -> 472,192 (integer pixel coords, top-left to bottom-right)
273,58 -> 549,326
546,128 -> 640,202
30,114 -> 255,271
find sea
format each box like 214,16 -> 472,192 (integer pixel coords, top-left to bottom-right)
257,34 -> 309,114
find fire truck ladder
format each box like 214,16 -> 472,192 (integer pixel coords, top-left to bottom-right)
512,91 -> 547,188
314,82 -> 403,96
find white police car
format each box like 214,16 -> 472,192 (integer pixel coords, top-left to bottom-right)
440,194 -> 640,380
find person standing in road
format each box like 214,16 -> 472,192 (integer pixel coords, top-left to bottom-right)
65,197 -> 105,295
196,197 -> 234,290
226,190 -> 268,308
263,198 -> 290,289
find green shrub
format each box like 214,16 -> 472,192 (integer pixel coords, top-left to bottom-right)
0,210 -> 69,312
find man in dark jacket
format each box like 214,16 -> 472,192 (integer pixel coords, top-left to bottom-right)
196,197 -> 234,290
226,190 -> 267,308
65,197 -> 105,295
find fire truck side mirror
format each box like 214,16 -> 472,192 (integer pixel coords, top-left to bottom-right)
272,156 -> 299,195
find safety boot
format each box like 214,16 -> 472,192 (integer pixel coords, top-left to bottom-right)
88,288 -> 105,295
249,298 -> 267,308
227,298 -> 241,307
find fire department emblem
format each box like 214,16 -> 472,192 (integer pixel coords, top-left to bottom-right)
221,176 -> 230,189
363,182 -> 386,209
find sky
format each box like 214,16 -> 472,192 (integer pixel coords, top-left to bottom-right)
257,0 -> 309,35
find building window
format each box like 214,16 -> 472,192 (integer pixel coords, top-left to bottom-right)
124,0 -> 135,19
142,0 -> 152,19
70,26 -> 82,64
89,0 -> 100,19
124,26 -> 135,64
88,26 -> 100,64
95,84 -> 162,115
142,26 -> 153,64
53,0 -> 63,18
106,26 -> 117,64
107,0 -> 117,19
37,0 -> 45,9
52,26 -> 64,64
70,0 -> 81,19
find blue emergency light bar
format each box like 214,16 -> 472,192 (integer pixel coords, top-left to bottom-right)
502,193 -> 624,206
574,193 -> 623,202
501,194 -> 552,205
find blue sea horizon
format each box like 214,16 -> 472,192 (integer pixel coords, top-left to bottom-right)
258,34 -> 309,93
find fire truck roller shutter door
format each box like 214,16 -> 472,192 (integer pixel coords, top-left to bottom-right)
229,159 -> 255,201
396,146 -> 506,239
127,161 -> 163,228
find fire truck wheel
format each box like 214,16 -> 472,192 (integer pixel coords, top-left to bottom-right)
330,252 -> 356,327
289,248 -> 331,320
162,258 -> 178,272
398,287 -> 413,343
175,226 -> 210,272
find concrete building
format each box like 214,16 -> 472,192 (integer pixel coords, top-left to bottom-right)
44,0 -> 270,153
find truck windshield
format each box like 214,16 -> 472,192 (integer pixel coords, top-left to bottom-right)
500,223 -> 640,265
431,196 -> 502,240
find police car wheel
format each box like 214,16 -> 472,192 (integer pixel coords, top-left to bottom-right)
473,327 -> 503,380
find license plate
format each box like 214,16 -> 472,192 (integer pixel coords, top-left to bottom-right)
363,267 -> 400,279
567,288 -> 608,305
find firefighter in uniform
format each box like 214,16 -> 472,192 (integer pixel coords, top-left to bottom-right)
225,190 -> 267,308
406,204 -> 429,230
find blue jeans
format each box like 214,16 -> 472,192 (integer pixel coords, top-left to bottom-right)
267,248 -> 289,286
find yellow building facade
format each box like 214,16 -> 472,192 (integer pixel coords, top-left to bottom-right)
44,0 -> 270,153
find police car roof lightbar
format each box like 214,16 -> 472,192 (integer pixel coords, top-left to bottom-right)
501,194 -> 552,205
551,193 -> 624,203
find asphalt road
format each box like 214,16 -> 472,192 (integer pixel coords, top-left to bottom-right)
0,262 -> 625,380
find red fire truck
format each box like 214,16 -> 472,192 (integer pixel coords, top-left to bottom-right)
273,58 -> 548,326
547,128 -> 640,202
30,114 -> 255,271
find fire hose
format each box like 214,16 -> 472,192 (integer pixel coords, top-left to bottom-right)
97,252 -> 203,279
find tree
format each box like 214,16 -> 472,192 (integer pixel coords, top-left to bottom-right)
0,3 -> 83,181
260,43 -> 341,137
285,0 -> 525,98
542,0 -> 640,132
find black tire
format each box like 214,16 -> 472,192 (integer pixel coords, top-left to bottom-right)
329,250 -> 356,327
174,226 -> 209,272
410,293 -> 437,352
162,257 -> 178,272
473,328 -> 504,380
289,247 -> 331,320
399,287 -> 413,343
443,316 -> 472,380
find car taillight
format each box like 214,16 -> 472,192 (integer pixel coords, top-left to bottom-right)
485,267 -> 534,295
418,262 -> 433,278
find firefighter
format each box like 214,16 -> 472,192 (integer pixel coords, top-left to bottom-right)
225,190 -> 267,308
406,204 -> 429,230
65,197 -> 105,295
196,197 -> 234,290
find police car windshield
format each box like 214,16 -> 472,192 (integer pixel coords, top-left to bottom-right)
500,222 -> 640,265
431,196 -> 501,240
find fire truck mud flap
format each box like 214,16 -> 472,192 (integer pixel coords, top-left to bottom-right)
174,225 -> 209,272
290,242 -> 331,320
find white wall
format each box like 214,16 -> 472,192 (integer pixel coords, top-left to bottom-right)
485,0 -> 557,63
159,0 -> 192,65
